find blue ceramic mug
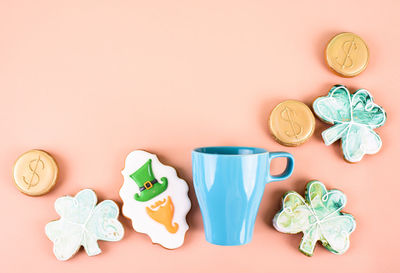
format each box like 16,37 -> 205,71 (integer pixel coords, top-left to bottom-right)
192,146 -> 294,246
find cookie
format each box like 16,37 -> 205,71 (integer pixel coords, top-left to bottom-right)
325,32 -> 369,77
45,189 -> 124,261
273,180 -> 356,256
313,85 -> 386,162
269,100 -> 315,146
13,150 -> 58,196
120,150 -> 191,249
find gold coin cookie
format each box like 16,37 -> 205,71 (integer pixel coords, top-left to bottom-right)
269,100 -> 315,146
325,32 -> 369,77
13,150 -> 58,196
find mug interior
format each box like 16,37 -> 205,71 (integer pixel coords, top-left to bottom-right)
193,146 -> 267,155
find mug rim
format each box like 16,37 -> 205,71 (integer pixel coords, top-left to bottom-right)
192,146 -> 268,156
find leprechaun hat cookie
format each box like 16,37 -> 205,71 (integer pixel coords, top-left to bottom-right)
120,150 -> 191,249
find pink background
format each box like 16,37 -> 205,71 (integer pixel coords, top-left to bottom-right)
1,1 -> 399,272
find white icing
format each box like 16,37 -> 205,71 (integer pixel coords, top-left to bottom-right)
314,85 -> 386,162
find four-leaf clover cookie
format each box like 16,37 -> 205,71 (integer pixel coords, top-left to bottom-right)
313,85 -> 386,162
45,189 -> 124,261
273,180 -> 356,256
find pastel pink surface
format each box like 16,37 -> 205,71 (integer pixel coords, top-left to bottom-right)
0,1 -> 399,272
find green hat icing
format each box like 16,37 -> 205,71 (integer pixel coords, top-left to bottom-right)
130,159 -> 168,202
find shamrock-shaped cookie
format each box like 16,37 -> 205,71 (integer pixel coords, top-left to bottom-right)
45,189 -> 124,261
313,85 -> 386,162
273,180 -> 356,256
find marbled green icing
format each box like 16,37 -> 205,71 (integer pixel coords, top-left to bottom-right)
313,85 -> 386,162
273,181 -> 356,256
45,189 -> 124,261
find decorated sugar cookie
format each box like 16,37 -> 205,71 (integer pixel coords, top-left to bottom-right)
269,100 -> 315,146
13,149 -> 58,196
313,85 -> 386,162
325,32 -> 369,77
120,150 -> 191,249
45,189 -> 124,261
273,180 -> 356,256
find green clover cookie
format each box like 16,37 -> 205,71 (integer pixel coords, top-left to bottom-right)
313,85 -> 386,163
45,189 -> 124,261
273,181 -> 356,256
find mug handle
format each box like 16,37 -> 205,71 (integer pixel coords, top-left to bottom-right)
266,152 -> 295,184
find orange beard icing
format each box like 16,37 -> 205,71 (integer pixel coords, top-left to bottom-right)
146,196 -> 179,234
